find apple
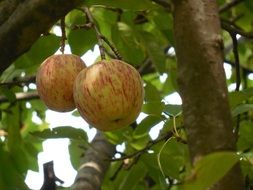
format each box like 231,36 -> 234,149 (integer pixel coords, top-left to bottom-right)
73,59 -> 144,131
36,54 -> 86,112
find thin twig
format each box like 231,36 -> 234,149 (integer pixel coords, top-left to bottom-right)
219,0 -> 243,13
0,76 -> 36,87
224,59 -> 253,74
151,0 -> 172,12
110,131 -> 174,162
60,17 -> 66,54
230,33 -> 241,91
0,91 -> 39,104
100,35 -> 122,60
71,23 -> 93,30
82,7 -> 106,60
227,27 -> 241,138
221,21 -> 253,39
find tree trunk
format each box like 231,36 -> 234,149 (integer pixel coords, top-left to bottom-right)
0,0 -> 82,74
172,0 -> 244,189
72,131 -> 115,190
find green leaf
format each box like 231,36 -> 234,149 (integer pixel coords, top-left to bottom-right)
111,22 -> 145,65
140,31 -> 167,73
118,162 -> 148,190
14,34 -> 60,73
181,152 -> 240,190
142,101 -> 165,115
244,0 -> 253,13
0,86 -> 16,103
68,29 -> 97,56
232,104 -> 253,117
134,115 -> 163,138
31,126 -> 88,141
105,127 -> 133,144
164,104 -> 182,117
23,141 -> 41,171
69,140 -> 85,170
65,9 -> 86,26
228,88 -> 253,108
158,137 -> 189,179
144,82 -> 162,102
0,147 -> 29,190
92,8 -> 118,38
141,153 -> 168,188
72,110 -> 80,117
6,104 -> 22,153
237,121 -> 253,150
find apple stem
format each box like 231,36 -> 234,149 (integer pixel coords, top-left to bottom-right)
60,17 -> 66,54
83,7 -> 106,60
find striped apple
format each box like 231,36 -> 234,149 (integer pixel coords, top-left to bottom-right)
73,59 -> 144,131
36,54 -> 86,112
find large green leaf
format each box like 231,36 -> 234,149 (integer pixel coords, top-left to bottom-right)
111,22 -> 145,65
237,121 -> 253,151
65,9 -> 86,27
229,88 -> 253,108
14,34 -> 60,73
118,162 -> 148,190
180,152 -> 240,190
142,101 -> 165,115
0,86 -> 16,103
31,126 -> 88,141
92,8 -> 118,38
232,104 -> 253,117
144,82 -> 162,102
134,115 -> 163,138
140,31 -> 167,73
68,29 -> 97,56
164,104 -> 182,117
141,153 -> 168,188
158,137 -> 189,179
0,146 -> 29,190
69,139 -> 85,170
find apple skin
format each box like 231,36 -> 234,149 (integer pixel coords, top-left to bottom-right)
36,54 -> 86,112
73,59 -> 144,131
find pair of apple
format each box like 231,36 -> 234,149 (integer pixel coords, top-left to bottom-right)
36,54 -> 144,131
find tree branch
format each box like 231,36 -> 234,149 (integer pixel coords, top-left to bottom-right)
110,131 -> 174,162
0,0 -> 20,25
71,131 -> 115,190
0,91 -> 39,103
221,21 -> 253,39
0,75 -> 36,87
82,6 -> 106,60
0,0 -> 83,74
172,0 -> 244,189
151,0 -> 172,12
219,0 -> 243,13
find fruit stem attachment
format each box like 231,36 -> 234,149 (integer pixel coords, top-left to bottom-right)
60,17 -> 66,54
83,6 -> 106,60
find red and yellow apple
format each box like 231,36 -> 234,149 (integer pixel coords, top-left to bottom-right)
73,59 -> 144,131
36,54 -> 86,112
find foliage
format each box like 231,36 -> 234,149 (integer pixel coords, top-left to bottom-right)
0,0 -> 253,189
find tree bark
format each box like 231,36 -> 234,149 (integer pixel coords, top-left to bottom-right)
172,0 -> 244,189
71,131 -> 115,190
0,0 -> 83,74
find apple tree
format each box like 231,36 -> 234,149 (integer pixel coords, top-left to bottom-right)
0,0 -> 253,189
